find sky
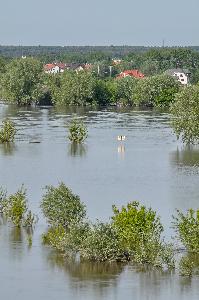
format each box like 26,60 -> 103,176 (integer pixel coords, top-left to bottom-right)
0,0 -> 198,46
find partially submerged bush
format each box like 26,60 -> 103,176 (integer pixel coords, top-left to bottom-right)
41,182 -> 86,228
68,119 -> 87,143
0,186 -> 36,227
179,253 -> 199,276
41,187 -> 174,268
0,119 -> 16,143
112,201 -> 175,268
80,222 -> 122,262
173,208 -> 199,253
0,187 -> 7,213
42,222 -> 89,256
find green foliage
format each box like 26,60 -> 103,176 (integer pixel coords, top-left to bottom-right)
41,187 -> 175,268
133,75 -> 180,107
41,182 -> 87,228
170,85 -> 199,144
112,202 -> 163,252
50,71 -> 96,106
173,208 -> 199,252
68,119 -> 88,143
80,222 -> 122,262
0,188 -> 7,213
43,222 -> 89,256
0,57 -> 44,105
42,225 -> 67,252
112,201 -> 174,267
0,57 -> 7,73
115,76 -> 138,106
0,119 -> 17,143
0,187 -> 36,227
179,253 -> 199,276
93,79 -> 113,105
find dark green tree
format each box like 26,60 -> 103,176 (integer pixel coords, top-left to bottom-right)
0,58 -> 44,105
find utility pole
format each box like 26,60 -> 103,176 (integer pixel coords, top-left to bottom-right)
109,66 -> 113,77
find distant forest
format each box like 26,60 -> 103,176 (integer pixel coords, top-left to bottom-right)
1,45 -> 199,61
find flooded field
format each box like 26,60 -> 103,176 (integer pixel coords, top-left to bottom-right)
1,103 -> 199,300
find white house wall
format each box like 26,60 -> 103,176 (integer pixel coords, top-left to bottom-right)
174,72 -> 188,85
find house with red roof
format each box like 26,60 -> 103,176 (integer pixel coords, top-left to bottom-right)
44,63 -> 92,74
116,69 -> 145,79
44,63 -> 65,74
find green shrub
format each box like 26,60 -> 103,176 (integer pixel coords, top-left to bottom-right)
0,186 -> 36,227
0,119 -> 17,143
42,222 -> 89,256
80,222 -> 122,262
0,187 -> 7,212
41,183 -> 87,228
41,187 -> 174,268
68,119 -> 87,143
112,201 -> 174,267
173,208 -> 199,252
42,225 -> 67,252
179,253 -> 199,276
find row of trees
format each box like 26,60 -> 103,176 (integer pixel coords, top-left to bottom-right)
1,56 -> 199,144
0,57 -> 181,107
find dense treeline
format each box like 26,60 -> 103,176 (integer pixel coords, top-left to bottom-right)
0,45 -> 161,58
0,51 -> 187,107
1,45 -> 199,58
1,48 -> 199,144
1,46 -> 199,80
0,57 -> 181,107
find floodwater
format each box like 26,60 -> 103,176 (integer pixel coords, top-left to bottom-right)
0,103 -> 199,300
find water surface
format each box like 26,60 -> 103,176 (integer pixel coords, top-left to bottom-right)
0,103 -> 199,300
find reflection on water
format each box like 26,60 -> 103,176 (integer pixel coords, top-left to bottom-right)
68,142 -> 87,157
117,144 -> 125,153
0,222 -> 25,261
0,142 -> 17,155
46,249 -> 124,281
171,146 -> 199,167
9,226 -> 23,243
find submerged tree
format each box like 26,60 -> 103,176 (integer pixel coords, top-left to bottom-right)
133,74 -> 180,107
0,119 -> 16,143
170,85 -> 199,144
0,57 -> 44,105
0,186 -> 36,228
68,119 -> 88,143
173,208 -> 199,253
41,183 -> 87,228
112,201 -> 175,268
173,208 -> 199,276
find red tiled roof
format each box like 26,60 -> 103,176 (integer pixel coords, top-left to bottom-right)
44,63 -> 67,71
116,69 -> 145,79
44,64 -> 56,71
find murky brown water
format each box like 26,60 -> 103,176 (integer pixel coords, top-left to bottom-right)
0,103 -> 199,300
